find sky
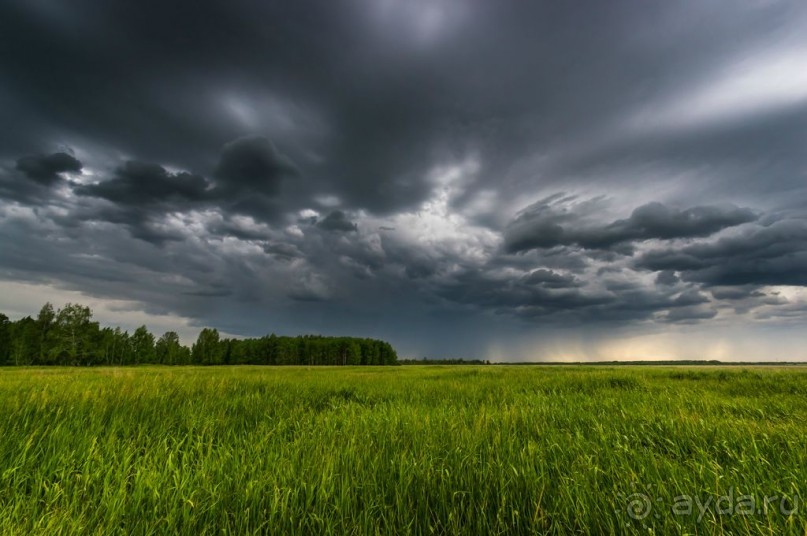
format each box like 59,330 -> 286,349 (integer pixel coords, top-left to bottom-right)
2,0 -> 807,361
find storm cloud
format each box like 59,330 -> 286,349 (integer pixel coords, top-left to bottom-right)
2,0 -> 807,360
16,152 -> 82,184
214,136 -> 297,197
636,218 -> 807,287
75,161 -> 211,207
317,211 -> 358,233
505,198 -> 758,253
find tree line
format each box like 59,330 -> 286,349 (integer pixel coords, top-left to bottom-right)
398,358 -> 491,365
0,302 -> 398,366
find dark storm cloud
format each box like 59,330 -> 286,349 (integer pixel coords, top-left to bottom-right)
262,242 -> 304,261
207,219 -> 272,242
16,152 -> 82,184
423,260 -> 728,325
317,210 -> 358,233
710,287 -> 764,301
1,0 -> 789,213
0,171 -> 52,206
432,269 -> 610,316
636,218 -> 807,287
0,0 -> 442,213
2,0 -> 807,358
57,134 -> 300,243
522,269 -> 583,289
214,136 -> 297,197
671,289 -> 710,306
66,203 -> 188,247
3,1 -> 806,210
68,161 -> 212,245
0,152 -> 82,205
75,161 -> 210,206
505,197 -> 757,253
661,305 -> 717,324
654,271 -> 680,287
707,286 -> 792,317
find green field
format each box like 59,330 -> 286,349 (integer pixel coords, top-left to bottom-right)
1,366 -> 805,535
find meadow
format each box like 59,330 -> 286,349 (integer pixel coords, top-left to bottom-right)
0,365 -> 805,535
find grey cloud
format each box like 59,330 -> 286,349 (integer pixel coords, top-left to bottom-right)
621,203 -> 757,241
655,270 -> 679,286
505,198 -> 757,253
522,269 -> 583,289
0,168 -> 59,205
287,271 -> 332,303
603,279 -> 641,292
317,210 -> 358,233
16,152 -> 82,184
3,1 -> 807,358
63,135 -> 301,243
710,286 -> 763,301
70,161 -> 213,245
404,261 -> 436,280
434,269 -> 609,315
206,218 -> 273,242
126,223 -> 187,246
661,305 -> 717,324
182,288 -> 234,298
214,136 -> 296,197
708,287 -> 788,317
2,1 -> 806,219
636,218 -> 807,287
75,204 -> 188,246
672,289 -> 710,306
75,161 -> 210,206
753,301 -> 807,321
263,242 -> 303,261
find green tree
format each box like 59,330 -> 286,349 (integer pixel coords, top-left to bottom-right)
177,345 -> 191,365
0,313 -> 11,365
54,303 -> 97,365
131,325 -> 156,364
35,302 -> 56,364
99,327 -> 132,365
1,301 -> 399,367
192,328 -> 223,365
9,317 -> 37,365
155,331 -> 183,365
346,340 -> 362,365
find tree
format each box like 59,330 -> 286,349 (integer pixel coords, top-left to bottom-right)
0,313 -> 11,365
0,301 -> 398,367
155,331 -> 182,365
346,340 -> 362,365
54,303 -> 97,365
131,326 -> 156,364
192,328 -> 223,365
99,327 -> 132,365
9,317 -> 37,365
35,303 -> 56,364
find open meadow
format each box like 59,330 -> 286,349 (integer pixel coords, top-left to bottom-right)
0,365 -> 805,535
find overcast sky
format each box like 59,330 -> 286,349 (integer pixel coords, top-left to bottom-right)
2,0 -> 807,361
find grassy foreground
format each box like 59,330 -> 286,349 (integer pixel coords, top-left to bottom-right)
0,366 -> 805,535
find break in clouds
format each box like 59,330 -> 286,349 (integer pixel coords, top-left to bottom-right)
2,0 -> 807,360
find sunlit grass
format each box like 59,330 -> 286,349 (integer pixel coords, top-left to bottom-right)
0,366 -> 805,534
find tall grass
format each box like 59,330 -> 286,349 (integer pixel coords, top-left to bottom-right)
0,366 -> 805,534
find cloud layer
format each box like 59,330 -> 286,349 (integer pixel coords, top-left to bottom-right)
2,0 -> 807,360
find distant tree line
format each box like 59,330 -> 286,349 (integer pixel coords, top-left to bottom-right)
399,358 -> 491,365
0,303 -> 398,366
